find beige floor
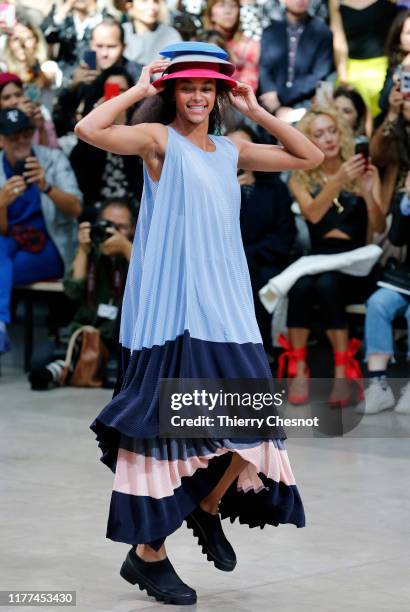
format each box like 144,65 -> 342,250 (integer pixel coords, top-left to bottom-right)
1,362 -> 410,612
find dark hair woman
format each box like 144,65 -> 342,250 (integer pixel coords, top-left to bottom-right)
75,43 -> 323,605
334,85 -> 368,137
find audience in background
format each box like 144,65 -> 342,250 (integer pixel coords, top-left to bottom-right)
0,108 -> 81,355
203,0 -> 260,92
53,17 -> 143,136
360,176 -> 410,415
123,0 -> 182,65
329,0 -> 398,117
41,0 -> 106,84
0,72 -> 59,148
285,107 -> 385,406
379,9 -> 410,117
29,198 -> 134,390
228,124 -> 296,359
0,16 -> 62,111
334,86 -> 368,138
69,65 -> 143,213
259,0 -> 333,123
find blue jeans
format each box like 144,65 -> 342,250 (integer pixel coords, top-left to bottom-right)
0,234 -> 64,324
364,288 -> 410,359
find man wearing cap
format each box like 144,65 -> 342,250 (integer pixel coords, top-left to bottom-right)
0,108 -> 82,355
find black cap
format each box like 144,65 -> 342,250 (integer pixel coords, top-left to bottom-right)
0,108 -> 33,136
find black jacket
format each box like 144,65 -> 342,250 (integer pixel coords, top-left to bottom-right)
259,15 -> 333,106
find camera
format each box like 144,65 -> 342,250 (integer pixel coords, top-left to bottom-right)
90,220 -> 118,245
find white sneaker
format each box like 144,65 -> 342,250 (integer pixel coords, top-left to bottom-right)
394,381 -> 410,414
356,378 -> 395,414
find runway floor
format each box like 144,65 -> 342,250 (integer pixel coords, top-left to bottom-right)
1,333 -> 410,612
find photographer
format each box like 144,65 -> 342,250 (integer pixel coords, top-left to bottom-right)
29,198 -> 135,390
0,108 -> 81,356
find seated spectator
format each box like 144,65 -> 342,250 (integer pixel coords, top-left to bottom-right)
284,106 -> 385,406
329,0 -> 398,117
53,17 -> 143,136
70,65 -> 143,213
370,91 -> 410,213
41,0 -> 106,85
228,123 -> 296,359
203,0 -> 260,92
0,16 -> 62,112
123,0 -> 182,66
29,198 -> 135,390
0,72 -> 59,149
334,85 -> 369,138
0,108 -> 82,355
359,173 -> 410,415
259,0 -> 333,122
379,10 -> 410,119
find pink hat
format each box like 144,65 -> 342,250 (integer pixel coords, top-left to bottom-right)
0,72 -> 23,91
152,67 -> 237,89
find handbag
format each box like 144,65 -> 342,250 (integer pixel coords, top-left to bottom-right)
60,325 -> 109,387
378,258 -> 410,296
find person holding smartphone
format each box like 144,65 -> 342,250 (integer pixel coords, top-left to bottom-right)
0,108 -> 82,357
285,105 -> 385,407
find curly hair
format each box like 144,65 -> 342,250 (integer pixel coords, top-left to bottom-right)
131,79 -> 230,134
292,105 -> 355,193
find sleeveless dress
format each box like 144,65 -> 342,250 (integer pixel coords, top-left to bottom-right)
90,125 -> 305,549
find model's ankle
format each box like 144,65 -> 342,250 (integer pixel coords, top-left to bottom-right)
199,498 -> 219,515
135,544 -> 167,562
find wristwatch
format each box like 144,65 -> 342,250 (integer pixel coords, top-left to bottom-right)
42,182 -> 52,195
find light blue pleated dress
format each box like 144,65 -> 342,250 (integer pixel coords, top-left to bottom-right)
90,125 -> 305,549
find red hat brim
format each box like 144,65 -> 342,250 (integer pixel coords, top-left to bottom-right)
153,68 -> 237,89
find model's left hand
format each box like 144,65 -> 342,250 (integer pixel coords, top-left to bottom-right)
357,160 -> 376,194
228,81 -> 260,117
100,229 -> 132,259
23,157 -> 47,191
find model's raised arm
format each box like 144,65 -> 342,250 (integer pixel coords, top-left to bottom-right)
74,60 -> 170,158
227,83 -> 324,172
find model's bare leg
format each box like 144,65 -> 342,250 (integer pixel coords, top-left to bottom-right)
136,543 -> 167,561
200,452 -> 249,514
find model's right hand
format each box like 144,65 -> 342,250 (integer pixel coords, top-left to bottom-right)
0,176 -> 26,208
78,221 -> 92,254
136,60 -> 172,98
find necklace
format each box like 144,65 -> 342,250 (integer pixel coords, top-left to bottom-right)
320,172 -> 344,214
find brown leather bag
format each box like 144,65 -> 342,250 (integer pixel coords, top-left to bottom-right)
60,326 -> 109,388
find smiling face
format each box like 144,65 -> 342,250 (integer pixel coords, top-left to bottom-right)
308,113 -> 341,159
173,78 -> 217,125
0,82 -> 24,109
8,23 -> 37,63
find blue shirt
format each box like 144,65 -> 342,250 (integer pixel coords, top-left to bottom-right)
4,154 -> 48,234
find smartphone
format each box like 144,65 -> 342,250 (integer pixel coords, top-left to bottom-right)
354,136 -> 369,160
400,69 -> 410,94
0,3 -> 16,28
104,82 -> 121,101
23,83 -> 41,103
83,49 -> 97,71
316,80 -> 334,106
13,159 -> 27,178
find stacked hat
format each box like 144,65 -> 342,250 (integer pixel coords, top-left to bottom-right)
153,41 -> 237,89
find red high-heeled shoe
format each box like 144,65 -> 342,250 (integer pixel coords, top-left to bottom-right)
328,338 -> 364,408
277,334 -> 310,405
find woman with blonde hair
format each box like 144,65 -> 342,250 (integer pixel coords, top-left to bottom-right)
203,0 -> 260,92
1,17 -> 61,111
282,106 -> 386,407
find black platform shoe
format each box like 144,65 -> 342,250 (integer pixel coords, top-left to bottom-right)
120,548 -> 197,605
186,505 -> 237,571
